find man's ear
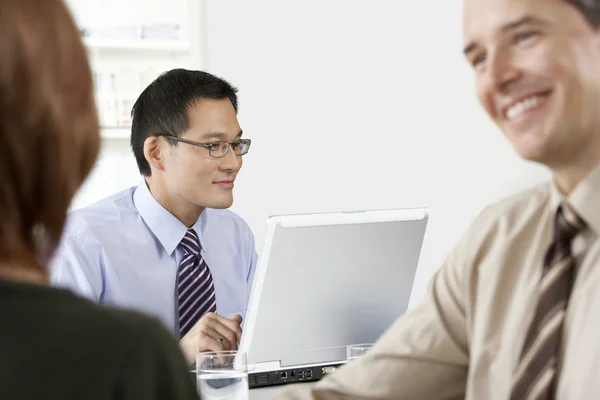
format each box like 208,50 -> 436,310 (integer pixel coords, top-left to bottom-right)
143,136 -> 166,172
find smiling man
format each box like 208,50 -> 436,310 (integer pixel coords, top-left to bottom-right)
50,69 -> 257,364
274,0 -> 600,399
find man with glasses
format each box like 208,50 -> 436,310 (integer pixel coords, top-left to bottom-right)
50,69 -> 257,364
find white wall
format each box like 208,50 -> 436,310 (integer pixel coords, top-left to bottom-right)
201,0 -> 551,306
72,0 -> 552,307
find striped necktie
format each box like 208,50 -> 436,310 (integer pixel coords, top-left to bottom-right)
177,228 -> 217,338
510,203 -> 587,400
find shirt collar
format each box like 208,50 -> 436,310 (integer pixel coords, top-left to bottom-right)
568,162 -> 600,236
549,162 -> 600,236
133,180 -> 205,255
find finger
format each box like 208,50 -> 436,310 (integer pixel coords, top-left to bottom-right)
205,324 -> 237,351
211,322 -> 239,350
195,315 -> 236,350
206,313 -> 243,343
198,327 -> 230,352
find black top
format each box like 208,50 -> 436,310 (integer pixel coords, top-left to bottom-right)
0,279 -> 200,400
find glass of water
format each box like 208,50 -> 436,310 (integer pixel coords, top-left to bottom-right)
346,343 -> 374,361
196,350 -> 248,400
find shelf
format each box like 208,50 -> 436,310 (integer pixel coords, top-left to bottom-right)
83,37 -> 191,53
101,126 -> 131,140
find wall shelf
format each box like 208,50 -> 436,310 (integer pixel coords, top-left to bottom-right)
83,37 -> 191,53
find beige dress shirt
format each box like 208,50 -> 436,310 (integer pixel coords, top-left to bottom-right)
273,162 -> 600,400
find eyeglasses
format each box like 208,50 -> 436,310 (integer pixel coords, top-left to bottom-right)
165,136 -> 251,158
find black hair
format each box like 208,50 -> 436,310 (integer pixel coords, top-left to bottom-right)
130,68 -> 238,176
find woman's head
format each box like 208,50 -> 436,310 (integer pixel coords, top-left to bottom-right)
0,0 -> 99,271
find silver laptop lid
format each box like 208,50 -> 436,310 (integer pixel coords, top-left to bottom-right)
240,208 -> 430,370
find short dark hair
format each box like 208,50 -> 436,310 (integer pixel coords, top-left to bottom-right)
130,69 -> 239,176
0,0 -> 99,270
566,0 -> 600,27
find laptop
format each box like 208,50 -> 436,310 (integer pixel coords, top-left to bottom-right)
239,208 -> 431,388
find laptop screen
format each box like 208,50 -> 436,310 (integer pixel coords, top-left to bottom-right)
241,209 -> 430,369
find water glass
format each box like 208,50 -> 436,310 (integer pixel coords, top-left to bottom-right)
346,343 -> 374,361
196,350 -> 248,400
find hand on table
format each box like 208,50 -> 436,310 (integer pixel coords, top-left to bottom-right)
179,313 -> 243,364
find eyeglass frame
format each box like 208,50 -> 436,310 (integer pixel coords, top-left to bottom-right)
163,135 -> 251,158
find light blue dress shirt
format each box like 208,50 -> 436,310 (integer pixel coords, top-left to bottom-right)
49,181 -> 258,334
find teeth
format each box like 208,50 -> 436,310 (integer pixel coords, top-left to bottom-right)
506,95 -> 544,120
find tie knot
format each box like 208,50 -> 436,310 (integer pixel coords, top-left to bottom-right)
180,229 -> 200,256
554,203 -> 586,246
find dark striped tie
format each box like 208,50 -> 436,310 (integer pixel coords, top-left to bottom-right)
177,228 -> 217,338
510,203 -> 587,400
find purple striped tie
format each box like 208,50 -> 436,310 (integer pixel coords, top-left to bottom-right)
177,229 -> 217,338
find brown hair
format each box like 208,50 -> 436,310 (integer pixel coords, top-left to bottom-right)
0,0 -> 99,272
565,0 -> 600,27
